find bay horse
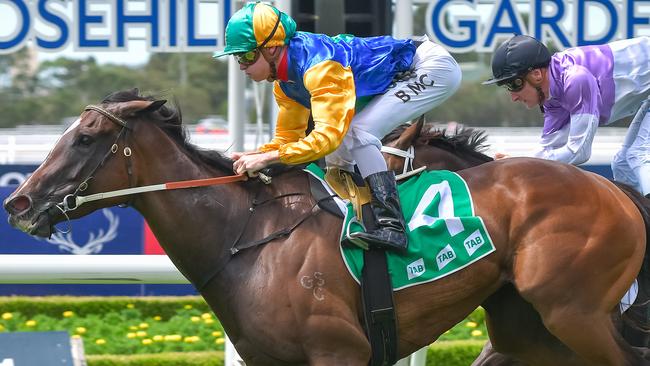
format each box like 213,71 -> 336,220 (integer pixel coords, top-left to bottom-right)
4,90 -> 650,365
382,119 -> 650,365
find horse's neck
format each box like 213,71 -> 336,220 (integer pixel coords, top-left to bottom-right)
131,134 -> 252,286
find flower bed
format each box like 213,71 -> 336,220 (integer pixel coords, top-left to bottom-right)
0,296 -> 488,364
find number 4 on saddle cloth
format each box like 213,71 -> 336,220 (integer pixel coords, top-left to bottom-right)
304,164 -> 496,291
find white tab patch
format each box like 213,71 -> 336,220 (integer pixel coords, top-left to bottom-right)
463,229 -> 485,256
436,244 -> 456,270
406,258 -> 426,280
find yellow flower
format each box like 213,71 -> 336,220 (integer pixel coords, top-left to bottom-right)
465,321 -> 478,328
0,324 -> 5,332
25,320 -> 36,327
184,336 -> 200,343
126,303 -> 135,309
211,331 -> 223,337
190,316 -> 201,323
71,334 -> 81,339
136,331 -> 147,337
215,337 -> 225,345
471,330 -> 483,337
127,332 -> 137,339
153,316 -> 162,321
201,313 -> 212,320
75,327 -> 87,334
129,325 -> 138,331
138,322 -> 149,329
164,334 -> 182,342
95,339 -> 106,345
152,335 -> 164,342
204,318 -> 215,325
142,339 -> 153,345
184,304 -> 193,310
1,313 -> 13,320
62,311 -> 74,318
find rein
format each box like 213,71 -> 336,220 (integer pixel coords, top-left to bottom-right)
59,174 -> 248,212
381,145 -> 426,180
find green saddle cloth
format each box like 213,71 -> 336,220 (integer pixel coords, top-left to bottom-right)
304,164 -> 496,291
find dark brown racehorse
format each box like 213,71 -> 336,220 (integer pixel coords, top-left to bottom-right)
5,90 -> 650,365
382,119 -> 650,365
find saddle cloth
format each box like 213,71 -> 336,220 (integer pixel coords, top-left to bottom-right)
304,163 -> 496,291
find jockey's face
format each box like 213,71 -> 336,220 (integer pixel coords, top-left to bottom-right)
507,69 -> 544,109
239,49 -> 272,82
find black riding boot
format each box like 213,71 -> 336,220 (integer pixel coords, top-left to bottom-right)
350,171 -> 408,251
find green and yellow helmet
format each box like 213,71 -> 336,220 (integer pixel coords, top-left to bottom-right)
213,2 -> 296,58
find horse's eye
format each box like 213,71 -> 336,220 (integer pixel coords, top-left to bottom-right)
77,134 -> 94,147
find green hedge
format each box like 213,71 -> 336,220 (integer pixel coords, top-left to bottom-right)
87,351 -> 223,366
427,340 -> 485,365
0,296 -> 210,318
84,341 -> 485,366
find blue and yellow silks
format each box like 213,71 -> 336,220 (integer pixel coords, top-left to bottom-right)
259,32 -> 416,164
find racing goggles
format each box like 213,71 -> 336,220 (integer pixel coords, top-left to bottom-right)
498,77 -> 526,92
235,49 -> 260,66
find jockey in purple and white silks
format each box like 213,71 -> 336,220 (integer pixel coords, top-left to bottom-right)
484,35 -> 650,197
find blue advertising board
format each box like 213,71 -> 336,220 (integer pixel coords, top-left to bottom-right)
0,165 -> 196,296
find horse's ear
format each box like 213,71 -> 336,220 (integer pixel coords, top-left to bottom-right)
394,116 -> 425,150
117,100 -> 167,116
139,100 -> 167,114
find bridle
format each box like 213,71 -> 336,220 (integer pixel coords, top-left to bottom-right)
380,145 -> 426,180
55,105 -> 248,215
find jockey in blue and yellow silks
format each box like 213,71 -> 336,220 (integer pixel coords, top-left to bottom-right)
215,2 -> 462,252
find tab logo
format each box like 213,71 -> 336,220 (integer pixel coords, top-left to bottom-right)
407,258 -> 426,280
464,229 -> 485,256
436,244 -> 456,270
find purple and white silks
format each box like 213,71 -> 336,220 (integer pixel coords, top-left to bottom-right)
536,37 -> 650,177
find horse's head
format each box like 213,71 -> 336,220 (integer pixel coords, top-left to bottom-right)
3,91 -> 167,237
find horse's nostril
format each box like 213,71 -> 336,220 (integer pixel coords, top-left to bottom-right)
4,195 -> 32,216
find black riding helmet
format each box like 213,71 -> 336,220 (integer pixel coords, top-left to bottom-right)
483,35 -> 551,85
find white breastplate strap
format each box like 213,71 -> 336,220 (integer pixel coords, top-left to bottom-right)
381,145 -> 425,180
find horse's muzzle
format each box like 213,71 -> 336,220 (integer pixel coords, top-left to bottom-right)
4,194 -> 54,237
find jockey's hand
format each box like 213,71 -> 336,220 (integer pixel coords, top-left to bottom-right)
229,151 -> 259,160
233,151 -> 280,177
494,152 -> 511,160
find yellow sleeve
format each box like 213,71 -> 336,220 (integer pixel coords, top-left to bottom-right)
276,61 -> 356,165
258,82 -> 311,153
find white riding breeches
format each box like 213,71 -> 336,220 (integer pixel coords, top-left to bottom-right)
612,97 -> 650,195
325,37 -> 462,176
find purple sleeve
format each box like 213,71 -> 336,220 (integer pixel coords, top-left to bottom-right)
561,65 -> 602,118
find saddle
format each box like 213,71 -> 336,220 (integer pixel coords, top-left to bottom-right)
324,167 -> 371,222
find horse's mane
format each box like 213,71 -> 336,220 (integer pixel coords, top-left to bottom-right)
102,89 -> 234,172
382,123 -> 494,163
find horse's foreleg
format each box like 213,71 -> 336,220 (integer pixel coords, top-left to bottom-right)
302,314 -> 370,366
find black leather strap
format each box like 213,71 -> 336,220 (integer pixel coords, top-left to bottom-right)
360,204 -> 398,366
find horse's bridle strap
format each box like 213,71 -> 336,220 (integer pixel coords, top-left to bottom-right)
85,105 -> 131,129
